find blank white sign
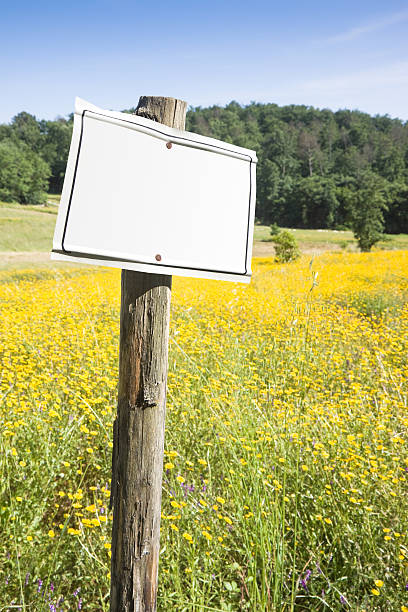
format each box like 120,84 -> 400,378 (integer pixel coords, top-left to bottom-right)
52,98 -> 257,282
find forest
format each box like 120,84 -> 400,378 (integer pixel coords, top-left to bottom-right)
1,102 -> 407,241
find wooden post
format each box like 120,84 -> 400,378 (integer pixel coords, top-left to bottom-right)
110,96 -> 187,612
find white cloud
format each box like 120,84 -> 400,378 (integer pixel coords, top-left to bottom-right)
324,10 -> 408,44
284,61 -> 408,119
302,61 -> 408,93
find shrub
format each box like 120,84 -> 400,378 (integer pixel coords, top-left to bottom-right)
269,222 -> 280,236
272,229 -> 300,263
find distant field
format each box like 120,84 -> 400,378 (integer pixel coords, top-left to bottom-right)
1,201 -> 408,266
47,193 -> 61,205
0,201 -> 57,252
254,224 -> 408,251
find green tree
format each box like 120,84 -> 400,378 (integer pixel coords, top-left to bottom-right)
348,171 -> 389,251
3,100 -> 405,224
269,222 -> 280,236
384,180 -> 408,233
257,160 -> 296,226
185,102 -> 408,232
298,127 -> 321,177
40,118 -> 72,192
294,176 -> 340,228
11,111 -> 42,152
0,139 -> 50,205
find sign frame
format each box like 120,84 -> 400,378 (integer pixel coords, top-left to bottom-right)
52,98 -> 257,283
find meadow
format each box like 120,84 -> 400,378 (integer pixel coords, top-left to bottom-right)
253,225 -> 408,253
2,200 -> 408,261
0,249 -> 407,611
0,202 -> 57,253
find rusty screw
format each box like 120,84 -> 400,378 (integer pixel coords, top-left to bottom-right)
155,254 -> 162,262
166,142 -> 172,149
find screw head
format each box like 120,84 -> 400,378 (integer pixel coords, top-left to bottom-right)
155,254 -> 162,262
166,142 -> 172,149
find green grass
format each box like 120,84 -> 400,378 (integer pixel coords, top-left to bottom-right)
254,225 -> 408,251
0,201 -> 57,252
47,194 -> 61,205
0,200 -> 58,215
0,258 -> 78,273
0,201 -> 407,269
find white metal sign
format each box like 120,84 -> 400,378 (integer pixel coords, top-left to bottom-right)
52,98 -> 257,282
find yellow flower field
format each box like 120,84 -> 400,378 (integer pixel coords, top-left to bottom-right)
0,251 -> 407,610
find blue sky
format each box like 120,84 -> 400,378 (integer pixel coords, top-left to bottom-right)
1,0 -> 408,123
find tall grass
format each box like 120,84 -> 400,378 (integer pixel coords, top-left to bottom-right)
0,251 -> 407,610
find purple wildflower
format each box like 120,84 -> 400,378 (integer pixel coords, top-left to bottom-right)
38,579 -> 43,593
25,573 -> 30,586
300,570 -> 310,591
50,583 -> 54,592
340,594 -> 346,605
73,588 -> 80,597
78,597 -> 82,609
300,569 -> 312,591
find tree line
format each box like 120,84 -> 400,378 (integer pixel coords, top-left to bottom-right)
187,102 -> 408,248
0,111 -> 73,205
1,102 -> 407,248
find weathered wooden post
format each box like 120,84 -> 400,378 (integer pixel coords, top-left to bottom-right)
109,96 -> 187,611
51,92 -> 256,610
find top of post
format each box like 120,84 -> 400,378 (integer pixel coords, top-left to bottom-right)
135,96 -> 187,130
